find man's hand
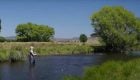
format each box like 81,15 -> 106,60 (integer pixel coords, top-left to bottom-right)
33,52 -> 37,56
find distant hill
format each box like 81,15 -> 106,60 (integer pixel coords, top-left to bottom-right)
3,36 -> 100,45
5,36 -> 16,40
52,36 -> 101,46
4,37 -> 78,41
53,37 -> 79,42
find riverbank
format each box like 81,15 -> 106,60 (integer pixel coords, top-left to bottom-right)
64,58 -> 140,80
0,42 -> 94,62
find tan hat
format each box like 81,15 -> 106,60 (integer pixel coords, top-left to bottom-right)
30,46 -> 34,49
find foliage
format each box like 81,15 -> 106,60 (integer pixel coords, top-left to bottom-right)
91,6 -> 140,52
65,58 -> 140,80
0,42 -> 93,62
0,49 -> 9,62
79,34 -> 88,44
64,76 -> 80,80
9,45 -> 27,62
132,45 -> 140,51
16,22 -> 55,42
0,36 -> 6,42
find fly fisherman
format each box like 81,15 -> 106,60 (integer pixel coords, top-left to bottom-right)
29,46 -> 37,64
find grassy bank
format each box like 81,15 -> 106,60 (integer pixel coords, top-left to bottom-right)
64,58 -> 140,80
0,42 -> 93,62
132,45 -> 140,51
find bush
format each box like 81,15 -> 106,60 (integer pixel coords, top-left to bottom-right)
65,58 -> 140,80
0,36 -> 6,42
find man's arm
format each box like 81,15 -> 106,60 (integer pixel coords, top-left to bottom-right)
32,52 -> 37,56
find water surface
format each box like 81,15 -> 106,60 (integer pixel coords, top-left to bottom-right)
0,54 -> 139,80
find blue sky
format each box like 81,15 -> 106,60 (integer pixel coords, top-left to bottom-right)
0,0 -> 140,38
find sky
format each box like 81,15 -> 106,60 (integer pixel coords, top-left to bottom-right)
0,0 -> 140,38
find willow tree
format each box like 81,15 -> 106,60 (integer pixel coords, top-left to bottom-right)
91,6 -> 140,52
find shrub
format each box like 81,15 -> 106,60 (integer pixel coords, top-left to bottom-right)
64,58 -> 140,80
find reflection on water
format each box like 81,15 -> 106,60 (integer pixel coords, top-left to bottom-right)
0,65 -> 10,80
29,63 -> 36,80
0,54 -> 139,80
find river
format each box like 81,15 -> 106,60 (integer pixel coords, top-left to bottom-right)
0,54 -> 139,80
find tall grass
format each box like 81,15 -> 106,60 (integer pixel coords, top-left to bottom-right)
132,44 -> 140,51
0,42 -> 93,62
64,58 -> 140,80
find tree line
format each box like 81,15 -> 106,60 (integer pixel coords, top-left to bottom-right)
0,21 -> 88,43
1,6 -> 140,53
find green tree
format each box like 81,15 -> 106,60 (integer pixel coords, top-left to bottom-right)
91,6 -> 140,52
0,36 -> 6,42
16,22 -> 55,42
79,34 -> 88,44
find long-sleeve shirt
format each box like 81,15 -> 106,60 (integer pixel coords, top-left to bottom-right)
30,50 -> 36,56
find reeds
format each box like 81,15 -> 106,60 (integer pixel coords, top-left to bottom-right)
0,42 -> 93,62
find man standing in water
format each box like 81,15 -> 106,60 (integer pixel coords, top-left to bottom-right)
29,46 -> 37,64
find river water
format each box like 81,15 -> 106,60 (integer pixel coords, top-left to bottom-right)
0,54 -> 139,80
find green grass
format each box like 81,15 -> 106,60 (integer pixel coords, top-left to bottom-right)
64,58 -> 140,80
0,42 -> 93,62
